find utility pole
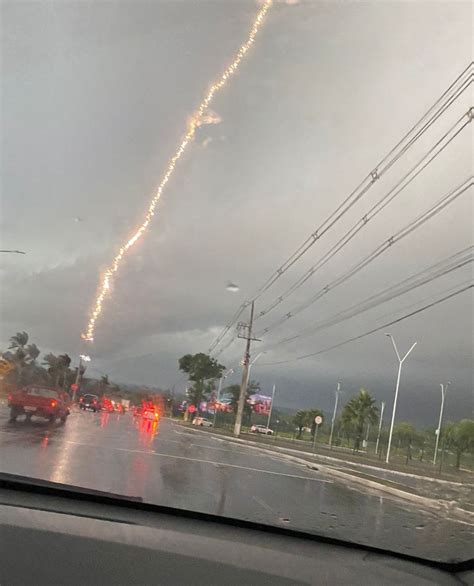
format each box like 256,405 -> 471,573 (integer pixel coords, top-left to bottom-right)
328,382 -> 341,449
234,301 -> 260,437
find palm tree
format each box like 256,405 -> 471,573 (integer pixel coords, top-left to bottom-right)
58,354 -> 72,389
341,388 -> 379,451
26,344 -> 40,363
2,347 -> 28,386
9,331 -> 29,350
3,332 -> 33,386
43,353 -> 71,388
43,353 -> 60,386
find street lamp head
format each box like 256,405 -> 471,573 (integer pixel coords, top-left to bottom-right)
226,281 -> 239,293
80,354 -> 91,362
385,333 -> 391,338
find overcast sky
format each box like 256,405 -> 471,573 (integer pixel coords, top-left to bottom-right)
1,1 -> 472,425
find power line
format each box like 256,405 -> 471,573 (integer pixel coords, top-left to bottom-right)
265,246 -> 473,349
207,62 -> 473,355
253,65 -> 473,300
215,119 -> 471,357
255,108 -> 472,321
255,177 -> 472,337
260,284 -> 472,366
366,277 -> 473,327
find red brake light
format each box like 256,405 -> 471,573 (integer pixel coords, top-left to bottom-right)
7,394 -> 12,402
50,400 -> 57,407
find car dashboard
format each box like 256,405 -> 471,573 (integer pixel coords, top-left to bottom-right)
0,474 -> 472,585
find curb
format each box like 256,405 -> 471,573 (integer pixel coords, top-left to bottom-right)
174,422 -> 474,524
175,421 -> 473,487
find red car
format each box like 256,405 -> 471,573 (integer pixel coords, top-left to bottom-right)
101,397 -> 114,413
133,403 -> 159,421
142,407 -> 160,422
8,385 -> 71,424
132,406 -> 143,417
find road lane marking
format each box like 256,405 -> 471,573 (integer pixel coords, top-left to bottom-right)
51,439 -> 332,484
189,443 -> 261,457
172,429 -> 280,456
0,427 -> 331,483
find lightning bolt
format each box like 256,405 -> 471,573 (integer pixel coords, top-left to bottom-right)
83,1 -> 272,342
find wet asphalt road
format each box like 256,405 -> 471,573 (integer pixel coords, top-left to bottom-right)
0,407 -> 472,562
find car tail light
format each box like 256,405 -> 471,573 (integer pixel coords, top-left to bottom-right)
50,400 -> 57,408
7,394 -> 12,402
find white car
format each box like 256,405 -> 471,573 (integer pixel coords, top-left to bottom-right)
250,425 -> 274,435
192,417 -> 213,427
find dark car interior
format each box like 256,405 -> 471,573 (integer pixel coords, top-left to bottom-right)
1,473 -> 472,585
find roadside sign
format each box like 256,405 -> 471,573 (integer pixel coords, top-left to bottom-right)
70,383 -> 79,392
188,404 -> 196,414
313,416 -> 322,453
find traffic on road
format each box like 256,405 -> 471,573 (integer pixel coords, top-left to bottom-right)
0,403 -> 472,563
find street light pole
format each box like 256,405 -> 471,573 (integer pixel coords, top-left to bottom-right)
73,354 -> 90,402
375,401 -> 385,455
247,351 -> 264,379
213,368 -> 234,427
385,334 -> 417,464
433,382 -> 451,465
328,382 -> 341,449
266,384 -> 276,430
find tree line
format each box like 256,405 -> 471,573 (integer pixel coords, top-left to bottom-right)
1,331 -> 77,391
289,389 -> 473,469
1,331 -> 172,408
1,331 -> 116,399
177,353 -> 473,470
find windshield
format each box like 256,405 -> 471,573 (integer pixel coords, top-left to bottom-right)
26,388 -> 59,399
1,0 -> 472,565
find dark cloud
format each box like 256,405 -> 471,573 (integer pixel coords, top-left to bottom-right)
1,1 -> 472,425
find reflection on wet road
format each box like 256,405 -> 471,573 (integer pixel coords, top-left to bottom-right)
0,407 -> 471,562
